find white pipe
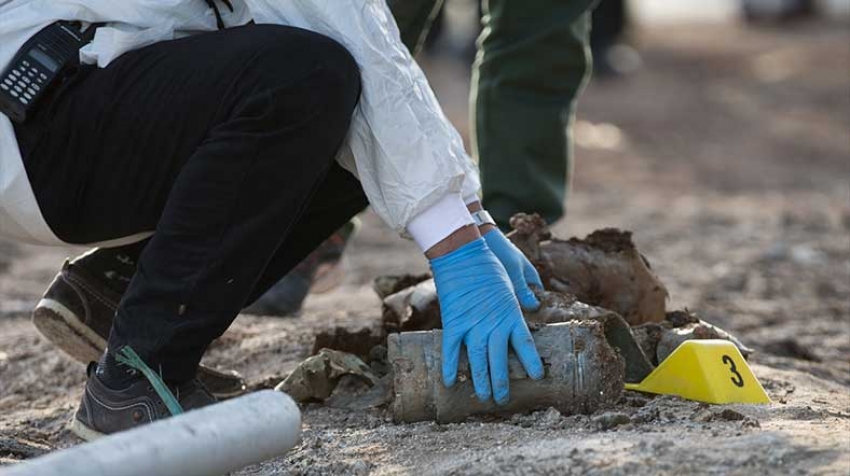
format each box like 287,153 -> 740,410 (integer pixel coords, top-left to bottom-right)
0,390 -> 301,476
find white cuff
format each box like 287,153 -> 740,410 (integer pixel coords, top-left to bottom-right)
406,193 -> 474,252
463,193 -> 480,205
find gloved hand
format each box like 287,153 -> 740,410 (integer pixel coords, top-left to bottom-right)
482,229 -> 545,312
430,238 -> 544,405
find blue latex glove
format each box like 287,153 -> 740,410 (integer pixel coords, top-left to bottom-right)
430,238 -> 544,405
482,229 -> 545,311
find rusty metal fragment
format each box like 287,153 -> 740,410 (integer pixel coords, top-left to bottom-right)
275,349 -> 378,403
507,213 -> 669,325
632,310 -> 755,365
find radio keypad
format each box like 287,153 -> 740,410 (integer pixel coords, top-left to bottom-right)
2,61 -> 50,107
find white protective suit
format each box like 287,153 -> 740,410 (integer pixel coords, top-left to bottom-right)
0,0 -> 480,251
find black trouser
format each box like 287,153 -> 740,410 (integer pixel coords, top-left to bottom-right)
14,24 -> 368,381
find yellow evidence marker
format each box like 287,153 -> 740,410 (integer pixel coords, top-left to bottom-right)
625,339 -> 771,404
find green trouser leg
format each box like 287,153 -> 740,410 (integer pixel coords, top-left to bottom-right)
387,0 -> 445,55
472,0 -> 596,229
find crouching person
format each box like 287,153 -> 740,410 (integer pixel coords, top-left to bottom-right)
0,0 -> 544,439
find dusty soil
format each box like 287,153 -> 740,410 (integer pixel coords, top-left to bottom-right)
1,22 -> 849,475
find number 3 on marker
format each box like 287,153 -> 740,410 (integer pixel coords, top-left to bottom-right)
722,354 -> 745,387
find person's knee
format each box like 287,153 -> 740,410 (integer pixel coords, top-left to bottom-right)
248,25 -> 361,116
313,34 -> 360,96
302,32 -> 361,118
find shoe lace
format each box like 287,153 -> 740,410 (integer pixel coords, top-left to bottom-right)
115,346 -> 184,417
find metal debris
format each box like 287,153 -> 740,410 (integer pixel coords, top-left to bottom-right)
275,349 -> 378,403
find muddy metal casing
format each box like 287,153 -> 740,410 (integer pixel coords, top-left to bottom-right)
389,322 -> 625,423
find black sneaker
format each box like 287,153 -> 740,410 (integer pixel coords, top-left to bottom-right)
71,363 -> 216,441
32,261 -> 247,399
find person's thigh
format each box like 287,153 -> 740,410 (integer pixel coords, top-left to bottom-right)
15,24 -> 341,244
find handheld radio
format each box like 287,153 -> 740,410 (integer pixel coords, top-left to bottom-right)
0,21 -> 96,124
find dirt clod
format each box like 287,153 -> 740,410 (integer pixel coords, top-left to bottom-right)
763,338 -> 822,362
0,437 -> 51,462
311,327 -> 386,362
325,374 -> 393,410
592,412 -> 632,430
691,407 -> 746,423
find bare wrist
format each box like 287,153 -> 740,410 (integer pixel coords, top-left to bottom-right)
425,224 -> 481,259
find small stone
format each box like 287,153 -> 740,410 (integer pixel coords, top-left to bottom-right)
369,360 -> 391,376
692,407 -> 746,422
539,407 -> 563,426
691,408 -> 714,423
620,391 -> 650,408
789,245 -> 824,266
368,345 -> 388,362
741,417 -> 761,428
715,409 -> 746,421
350,460 -> 372,476
593,412 -> 631,430
633,407 -> 660,424
761,242 -> 788,262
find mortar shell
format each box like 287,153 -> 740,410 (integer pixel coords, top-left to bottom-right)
388,321 -> 625,423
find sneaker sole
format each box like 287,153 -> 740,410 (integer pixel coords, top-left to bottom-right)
69,417 -> 105,442
32,298 -> 106,364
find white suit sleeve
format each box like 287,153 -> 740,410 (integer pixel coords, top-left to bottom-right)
246,0 -> 482,242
